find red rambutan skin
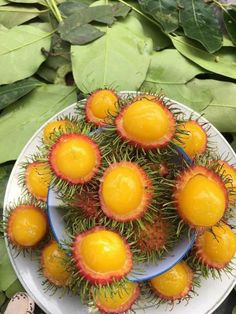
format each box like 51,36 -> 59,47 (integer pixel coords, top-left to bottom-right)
96,284 -> 140,314
150,263 -> 193,301
115,98 -> 176,150
49,133 -> 101,184
70,191 -> 100,219
72,227 -> 133,285
85,89 -> 119,126
7,205 -> 48,248
173,165 -> 229,229
137,218 -> 169,252
99,161 -> 153,222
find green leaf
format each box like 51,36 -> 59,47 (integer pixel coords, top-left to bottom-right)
142,78 -> 236,132
59,1 -> 88,16
29,22 -> 54,32
0,84 -> 77,163
223,36 -> 235,47
71,17 -> 152,93
0,292 -> 6,307
224,9 -> 236,45
231,134 -> 236,152
0,240 -> 17,291
112,3 -> 130,18
145,49 -> 204,84
0,6 -> 43,28
0,163 -> 14,208
0,25 -> 52,84
6,280 -> 24,298
179,0 -> 222,53
232,305 -> 236,314
0,78 -> 42,111
170,35 -> 236,80
59,22 -> 104,45
138,0 -> 179,33
8,0 -> 45,3
130,10 -> 171,51
0,0 -> 8,5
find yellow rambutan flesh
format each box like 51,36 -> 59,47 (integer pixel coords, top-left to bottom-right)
94,281 -> 140,314
7,205 -> 47,248
43,120 -> 75,143
195,222 -> 236,269
150,261 -> 193,300
99,162 -> 152,222
86,89 -> 118,126
115,98 -> 176,149
72,227 -> 132,284
25,161 -> 51,201
49,133 -> 101,184
41,240 -> 71,287
174,166 -> 228,228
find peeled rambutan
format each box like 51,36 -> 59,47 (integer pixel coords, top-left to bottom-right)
174,166 -> 228,228
72,227 -> 133,284
150,261 -> 193,301
25,161 -> 51,201
43,119 -> 76,144
99,161 -> 152,222
136,218 -> 169,252
7,205 -> 47,248
174,120 -> 207,159
49,133 -> 101,184
86,89 -> 119,126
115,97 -> 176,149
195,222 -> 236,269
94,281 -> 140,314
41,240 -> 71,287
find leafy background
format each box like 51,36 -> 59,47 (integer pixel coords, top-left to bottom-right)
0,0 -> 236,312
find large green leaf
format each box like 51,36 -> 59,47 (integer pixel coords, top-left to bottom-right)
0,5 -> 43,28
71,16 -> 152,93
138,0 -> 179,33
0,292 -> 6,307
145,49 -> 204,84
224,9 -> 236,45
170,35 -> 236,80
0,78 -> 42,111
0,0 -> 8,5
6,279 -> 24,298
142,78 -> 236,132
0,84 -> 77,163
0,239 -> 17,291
0,163 -> 14,208
0,25 -> 52,84
130,10 -> 171,51
179,0 -> 222,53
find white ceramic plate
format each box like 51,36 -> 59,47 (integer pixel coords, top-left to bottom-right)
4,94 -> 236,314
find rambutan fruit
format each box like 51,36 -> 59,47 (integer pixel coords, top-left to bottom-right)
69,190 -> 99,219
99,162 -> 152,222
174,166 -> 228,228
7,205 -> 47,248
136,217 -> 169,253
49,133 -> 101,184
94,281 -> 140,314
115,96 -> 176,149
72,227 -> 133,284
86,89 -> 119,126
43,119 -> 76,144
195,222 -> 236,269
25,161 -> 52,201
41,240 -> 71,287
217,160 -> 236,202
174,120 -> 207,159
149,262 -> 193,301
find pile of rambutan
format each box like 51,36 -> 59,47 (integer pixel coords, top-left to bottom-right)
3,89 -> 236,314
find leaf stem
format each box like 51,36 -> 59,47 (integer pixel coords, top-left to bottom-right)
117,0 -> 161,29
50,0 -> 63,22
0,8 -> 49,13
